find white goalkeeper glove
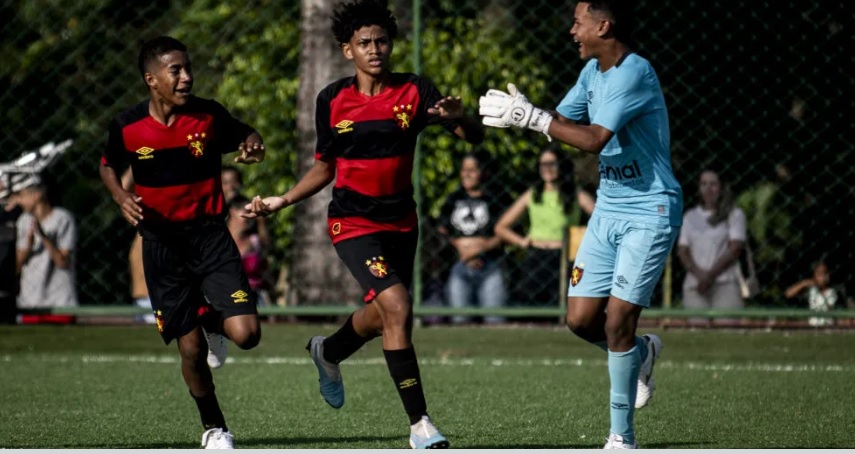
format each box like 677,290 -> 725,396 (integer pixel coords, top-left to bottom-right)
479,83 -> 553,141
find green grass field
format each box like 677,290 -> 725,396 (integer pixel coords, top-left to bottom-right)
2,323 -> 853,449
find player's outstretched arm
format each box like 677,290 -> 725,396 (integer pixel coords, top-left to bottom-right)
241,159 -> 335,219
99,163 -> 143,226
429,96 -> 484,145
479,83 -> 613,154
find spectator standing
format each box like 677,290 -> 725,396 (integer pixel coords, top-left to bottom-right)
15,178 -> 78,320
438,152 -> 510,325
677,169 -> 746,325
495,148 -> 592,307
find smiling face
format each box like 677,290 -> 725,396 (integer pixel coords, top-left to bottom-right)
145,50 -> 193,107
342,25 -> 392,77
569,2 -> 607,60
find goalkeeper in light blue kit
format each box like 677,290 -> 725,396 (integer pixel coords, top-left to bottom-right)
479,0 -> 681,449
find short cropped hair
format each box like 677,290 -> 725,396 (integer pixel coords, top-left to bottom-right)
331,0 -> 398,45
579,0 -> 635,43
137,36 -> 187,81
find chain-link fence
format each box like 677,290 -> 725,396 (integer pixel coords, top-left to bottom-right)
1,1 -> 851,322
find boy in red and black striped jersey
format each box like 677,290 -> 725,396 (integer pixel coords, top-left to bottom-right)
243,0 -> 483,448
99,36 -> 266,449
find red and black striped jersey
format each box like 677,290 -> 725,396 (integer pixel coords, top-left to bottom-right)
315,73 -> 458,243
101,97 -> 255,229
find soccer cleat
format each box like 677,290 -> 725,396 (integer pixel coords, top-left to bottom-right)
635,333 -> 663,409
409,415 -> 449,449
306,335 -> 345,409
201,428 -> 234,449
603,433 -> 637,449
204,328 -> 228,369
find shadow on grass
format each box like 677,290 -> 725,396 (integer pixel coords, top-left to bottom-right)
21,434 -> 404,449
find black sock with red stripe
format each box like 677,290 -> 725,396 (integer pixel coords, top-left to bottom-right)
322,315 -> 368,364
191,389 -> 227,432
384,347 -> 427,425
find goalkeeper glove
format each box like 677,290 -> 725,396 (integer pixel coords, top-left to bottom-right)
479,83 -> 553,140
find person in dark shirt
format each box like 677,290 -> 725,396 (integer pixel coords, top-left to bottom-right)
98,36 -> 265,449
437,151 -> 510,325
242,0 -> 483,448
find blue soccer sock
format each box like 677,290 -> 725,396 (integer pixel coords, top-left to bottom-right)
608,346 -> 641,444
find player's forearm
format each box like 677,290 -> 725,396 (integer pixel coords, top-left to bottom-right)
42,240 -> 71,269
100,164 -> 130,205
707,243 -> 743,280
455,116 -> 485,145
547,122 -> 604,155
280,162 -> 335,206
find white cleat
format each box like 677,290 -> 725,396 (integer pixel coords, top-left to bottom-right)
201,428 -> 234,449
204,328 -> 228,369
635,334 -> 663,409
409,415 -> 449,449
604,433 -> 637,449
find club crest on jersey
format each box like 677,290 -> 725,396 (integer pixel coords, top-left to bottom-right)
571,264 -> 585,287
187,132 -> 207,157
365,256 -> 389,278
393,104 -> 413,129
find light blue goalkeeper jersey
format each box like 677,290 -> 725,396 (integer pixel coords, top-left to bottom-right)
556,53 -> 682,226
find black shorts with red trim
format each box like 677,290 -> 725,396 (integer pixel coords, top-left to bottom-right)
140,220 -> 257,344
334,230 -> 418,303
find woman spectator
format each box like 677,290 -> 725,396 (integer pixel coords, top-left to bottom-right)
438,152 -> 510,324
677,168 -> 746,325
495,148 -> 593,307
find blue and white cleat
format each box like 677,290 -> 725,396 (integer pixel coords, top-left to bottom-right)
604,433 -> 637,449
306,335 -> 345,409
635,333 -> 663,409
409,416 -> 449,449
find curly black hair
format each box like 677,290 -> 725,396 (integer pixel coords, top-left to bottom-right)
331,0 -> 398,44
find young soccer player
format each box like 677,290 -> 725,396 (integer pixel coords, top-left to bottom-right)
479,0 -> 682,448
242,0 -> 483,448
99,36 -> 266,449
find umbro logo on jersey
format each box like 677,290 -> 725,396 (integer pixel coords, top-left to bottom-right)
335,120 -> 354,133
135,147 -> 155,160
230,290 -> 249,303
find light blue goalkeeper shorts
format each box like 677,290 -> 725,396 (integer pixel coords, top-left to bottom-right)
567,214 -> 679,307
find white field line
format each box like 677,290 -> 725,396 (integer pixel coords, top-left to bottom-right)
0,354 -> 851,373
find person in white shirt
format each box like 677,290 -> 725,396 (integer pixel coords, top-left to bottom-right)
677,169 -> 746,325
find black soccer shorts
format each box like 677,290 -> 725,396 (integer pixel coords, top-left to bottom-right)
141,222 -> 257,344
334,229 -> 418,303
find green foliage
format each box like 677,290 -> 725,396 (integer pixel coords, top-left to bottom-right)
170,0 -> 301,262
396,15 -> 554,219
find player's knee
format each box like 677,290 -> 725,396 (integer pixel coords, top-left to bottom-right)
565,312 -> 590,336
230,324 -> 261,350
179,342 -> 206,365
